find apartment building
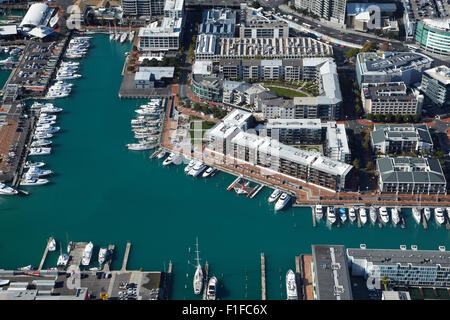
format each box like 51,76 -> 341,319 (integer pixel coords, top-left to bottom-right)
347,246 -> 450,288
294,0 -> 347,25
122,0 -> 164,16
138,17 -> 183,51
199,8 -> 236,38
361,82 -> 424,115
356,52 -> 434,87
421,65 -> 450,107
163,0 -> 184,19
376,157 -> 446,194
371,124 -> 433,154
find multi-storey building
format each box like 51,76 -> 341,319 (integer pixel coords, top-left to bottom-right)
138,16 -> 183,51
191,74 -> 223,103
371,124 -> 433,154
121,0 -> 164,16
415,19 -> 450,56
198,8 -> 236,38
294,0 -> 347,25
311,245 -> 353,300
356,52 -> 434,87
376,157 -> 446,194
239,19 -> 289,39
163,0 -> 184,19
361,82 -> 424,115
205,110 -> 353,191
347,246 -> 450,288
195,37 -> 333,61
421,65 -> 450,107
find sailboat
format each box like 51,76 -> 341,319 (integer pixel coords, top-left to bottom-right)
193,237 -> 203,295
66,232 -> 73,254
57,242 -> 69,267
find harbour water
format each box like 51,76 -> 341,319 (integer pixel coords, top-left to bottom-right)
0,35 -> 449,300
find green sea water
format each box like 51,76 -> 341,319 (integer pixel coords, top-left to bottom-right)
0,34 -> 449,300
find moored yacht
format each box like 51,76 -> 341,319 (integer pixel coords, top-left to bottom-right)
412,207 -> 421,224
48,238 -> 56,251
327,207 -> 337,225
339,208 -> 347,223
0,182 -> 18,195
435,208 -> 445,225
184,160 -> 195,173
202,166 -> 217,178
369,206 -> 377,224
193,237 -> 203,295
27,166 -> 52,177
126,142 -> 155,151
81,242 -> 93,266
29,147 -> 51,156
286,269 -> 298,300
157,150 -> 166,159
20,176 -> 49,186
274,193 -> 291,211
447,208 -> 450,221
268,189 -> 282,203
67,241 -> 73,254
162,153 -> 175,166
98,248 -> 108,264
391,208 -> 400,225
424,208 -> 431,221
57,254 -> 69,267
189,162 -> 207,177
359,207 -> 367,225
31,139 -> 52,147
34,132 -> 53,140
315,204 -> 323,220
379,207 -> 389,224
348,207 -> 356,222
25,161 -> 45,169
206,276 -> 217,300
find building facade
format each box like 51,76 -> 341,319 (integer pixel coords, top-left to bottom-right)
376,157 -> 446,194
415,19 -> 450,56
421,65 -> 450,107
191,74 -> 223,102
361,82 -> 424,115
347,246 -> 450,288
294,0 -> 347,25
356,52 -> 434,87
121,0 -> 164,16
371,124 -> 433,154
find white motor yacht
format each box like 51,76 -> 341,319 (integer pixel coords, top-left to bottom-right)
29,147 -> 51,156
435,208 -> 446,225
57,254 -> 69,267
202,166 -> 217,178
447,208 -> 450,221
39,114 -> 57,121
206,276 -> 217,300
27,166 -> 52,177
315,204 -> 323,220
40,105 -> 62,113
20,176 -> 49,186
424,208 -> 431,221
31,139 -> 52,147
327,207 -> 337,225
0,182 -> 18,195
189,162 -> 207,177
126,142 -> 155,151
286,269 -> 298,300
98,248 -> 108,264
162,153 -> 175,166
268,189 -> 282,203
274,193 -> 291,211
24,161 -> 45,168
157,150 -> 166,159
34,133 -> 53,140
379,207 -> 389,224
120,32 -> 128,43
48,238 -> 56,251
412,207 -> 421,224
391,208 -> 400,225
81,242 -> 94,266
359,207 -> 367,225
369,207 -> 377,224
349,207 -> 356,222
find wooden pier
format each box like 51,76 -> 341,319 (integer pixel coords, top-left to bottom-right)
295,256 -> 301,300
227,175 -> 242,191
422,212 -> 428,229
261,253 -> 266,300
102,244 -> 115,273
249,184 -> 264,199
202,261 -> 209,300
121,242 -> 131,271
38,237 -> 53,271
311,207 -> 316,227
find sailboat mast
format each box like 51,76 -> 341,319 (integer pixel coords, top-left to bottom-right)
195,237 -> 200,267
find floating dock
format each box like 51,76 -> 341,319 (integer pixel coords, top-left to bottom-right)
261,253 -> 266,300
102,244 -> 115,273
202,261 -> 209,300
38,237 -> 53,271
227,175 -> 242,191
249,184 -> 264,199
68,242 -> 88,268
121,242 -> 131,271
311,207 -> 316,227
422,212 -> 428,229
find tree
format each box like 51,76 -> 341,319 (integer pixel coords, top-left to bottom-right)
345,48 -> 360,59
385,114 -> 393,122
250,0 -> 261,8
404,114 -> 413,123
361,41 -> 377,53
367,113 -> 373,121
394,114 -> 403,123
353,159 -> 360,169
367,161 -> 374,170
185,100 -> 191,108
375,114 -> 384,123
413,114 -> 421,122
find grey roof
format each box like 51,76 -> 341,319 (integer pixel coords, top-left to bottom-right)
372,124 -> 433,145
346,3 -> 397,16
312,245 -> 353,300
135,67 -> 174,81
199,9 -> 236,37
377,157 -> 446,185
347,247 -> 450,267
358,52 -> 433,74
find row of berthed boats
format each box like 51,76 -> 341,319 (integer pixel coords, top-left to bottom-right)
20,102 -> 64,187
65,36 -> 91,59
126,99 -> 163,151
268,189 -> 292,211
159,152 -> 218,178
313,204 -> 450,226
109,30 -> 135,43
